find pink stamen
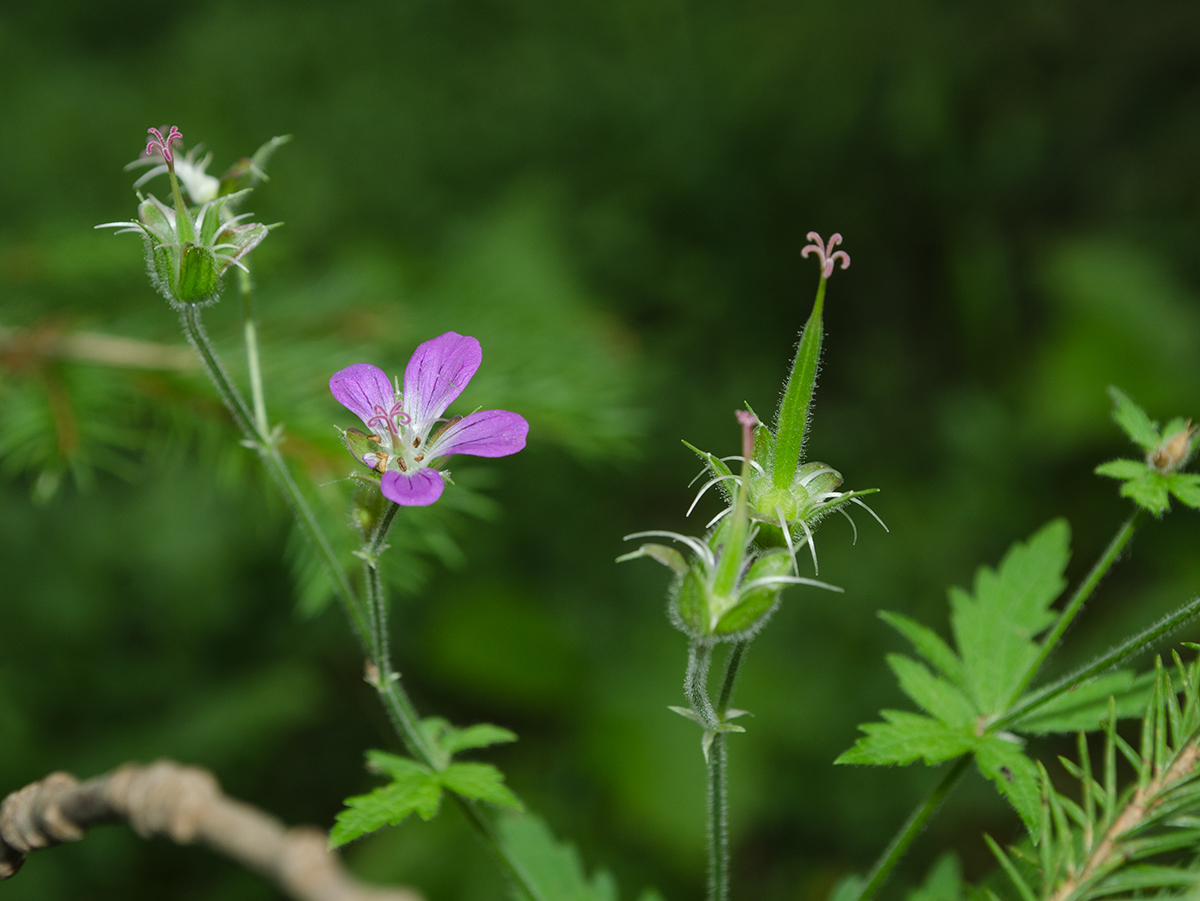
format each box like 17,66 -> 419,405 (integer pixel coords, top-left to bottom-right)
145,126 -> 183,164
801,231 -> 851,279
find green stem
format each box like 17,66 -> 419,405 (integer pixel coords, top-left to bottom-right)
708,734 -> 729,901
363,505 -> 543,901
856,757 -> 971,901
707,642 -> 747,901
182,306 -> 544,901
996,594 -> 1200,730
239,267 -> 270,436
178,306 -> 372,651
717,642 -> 747,716
685,642 -> 717,728
1003,512 -> 1143,709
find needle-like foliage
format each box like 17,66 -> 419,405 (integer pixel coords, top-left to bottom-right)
988,650 -> 1200,901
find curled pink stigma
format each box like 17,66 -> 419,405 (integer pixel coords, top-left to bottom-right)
801,231 -> 851,279
145,126 -> 183,164
366,402 -> 411,434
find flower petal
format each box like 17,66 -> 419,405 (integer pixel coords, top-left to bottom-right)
427,410 -> 529,459
381,469 -> 445,506
330,364 -> 395,427
402,332 -> 482,425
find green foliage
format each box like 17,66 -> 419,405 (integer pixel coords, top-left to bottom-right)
988,653 -> 1200,901
496,812 -> 661,901
839,521 -> 1148,834
330,747 -> 523,848
1095,388 -> 1200,514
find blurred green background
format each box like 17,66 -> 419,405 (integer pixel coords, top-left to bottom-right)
3,2 -> 1200,899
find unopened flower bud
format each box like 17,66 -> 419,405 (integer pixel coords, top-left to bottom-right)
1150,420 -> 1197,473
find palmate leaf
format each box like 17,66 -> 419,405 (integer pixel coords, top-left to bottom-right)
950,520 -> 1070,716
836,710 -> 976,766
330,748 -> 522,848
840,521 -> 1156,838
1108,386 -> 1162,452
329,757 -> 443,847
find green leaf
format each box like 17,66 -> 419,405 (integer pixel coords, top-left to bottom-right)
905,853 -> 964,901
836,710 -> 976,766
439,722 -> 519,756
329,770 -> 444,848
951,520 -> 1071,715
1169,473 -> 1200,509
497,812 -> 621,901
1119,473 -> 1171,514
974,736 -> 1041,839
365,749 -> 432,780
1090,865 -> 1200,895
441,762 -> 523,809
880,611 -> 966,687
887,654 -> 978,728
1108,386 -> 1160,452
1010,671 -> 1153,734
1094,459 -> 1149,481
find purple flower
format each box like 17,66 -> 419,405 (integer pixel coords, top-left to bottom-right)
330,332 -> 529,506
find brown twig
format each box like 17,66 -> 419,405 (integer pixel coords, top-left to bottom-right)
0,324 -> 199,371
0,760 -> 423,901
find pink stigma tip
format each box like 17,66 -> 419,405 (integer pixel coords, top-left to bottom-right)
145,126 -> 183,164
801,231 -> 851,279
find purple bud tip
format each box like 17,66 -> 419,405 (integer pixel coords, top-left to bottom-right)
145,126 -> 183,164
801,231 -> 851,279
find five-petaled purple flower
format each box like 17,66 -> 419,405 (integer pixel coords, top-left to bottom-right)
330,332 -> 529,506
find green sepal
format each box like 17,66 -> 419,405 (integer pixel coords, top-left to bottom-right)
615,543 -> 688,574
176,243 -> 219,303
342,427 -> 382,467
671,567 -> 709,636
713,550 -> 790,635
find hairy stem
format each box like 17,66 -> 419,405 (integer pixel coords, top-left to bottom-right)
178,308 -> 373,658
856,756 -> 972,901
362,505 -> 542,901
997,595 -> 1200,730
685,642 -> 717,728
182,307 -> 542,901
706,642 -> 747,901
1004,512 -> 1143,709
708,735 -> 729,901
